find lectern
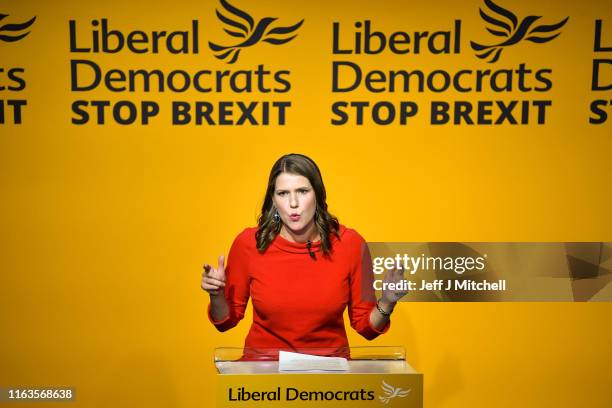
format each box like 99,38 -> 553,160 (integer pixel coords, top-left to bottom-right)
215,346 -> 422,407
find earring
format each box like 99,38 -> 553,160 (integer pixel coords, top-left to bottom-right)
273,209 -> 280,223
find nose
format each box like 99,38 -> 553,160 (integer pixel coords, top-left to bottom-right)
289,193 -> 299,208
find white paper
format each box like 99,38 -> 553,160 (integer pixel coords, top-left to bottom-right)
278,351 -> 349,372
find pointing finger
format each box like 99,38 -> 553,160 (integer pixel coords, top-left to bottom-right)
217,255 -> 226,275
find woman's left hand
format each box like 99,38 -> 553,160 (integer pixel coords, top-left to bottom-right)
380,267 -> 408,304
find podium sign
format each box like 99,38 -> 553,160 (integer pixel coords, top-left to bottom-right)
214,347 -> 423,407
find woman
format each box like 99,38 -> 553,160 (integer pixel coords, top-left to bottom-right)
201,154 -> 405,357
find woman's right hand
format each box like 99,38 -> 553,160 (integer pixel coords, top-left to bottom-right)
201,255 -> 226,296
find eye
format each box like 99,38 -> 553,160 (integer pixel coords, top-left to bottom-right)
298,189 -> 310,194
276,191 -> 287,196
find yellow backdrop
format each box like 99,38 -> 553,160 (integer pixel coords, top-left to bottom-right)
1,0 -> 611,407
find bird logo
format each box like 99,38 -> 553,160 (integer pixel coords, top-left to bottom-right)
470,0 -> 569,63
0,14 -> 36,43
379,380 -> 411,404
208,0 -> 304,64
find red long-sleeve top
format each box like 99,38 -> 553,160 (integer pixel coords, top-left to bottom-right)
208,225 -> 389,353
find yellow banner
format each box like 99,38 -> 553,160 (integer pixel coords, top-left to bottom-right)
1,1 -> 611,407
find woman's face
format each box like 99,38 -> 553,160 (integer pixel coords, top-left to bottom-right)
272,172 -> 317,235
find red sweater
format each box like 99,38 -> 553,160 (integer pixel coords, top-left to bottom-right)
208,225 -> 389,353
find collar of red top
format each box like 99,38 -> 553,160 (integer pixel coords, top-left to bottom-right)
271,225 -> 346,253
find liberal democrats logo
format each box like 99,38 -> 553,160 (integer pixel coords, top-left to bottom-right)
378,380 -> 410,404
208,0 -> 304,64
0,14 -> 36,43
470,0 -> 568,63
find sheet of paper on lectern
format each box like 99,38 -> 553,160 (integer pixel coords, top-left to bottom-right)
278,351 -> 349,372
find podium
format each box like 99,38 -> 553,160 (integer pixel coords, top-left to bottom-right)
215,346 -> 422,407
